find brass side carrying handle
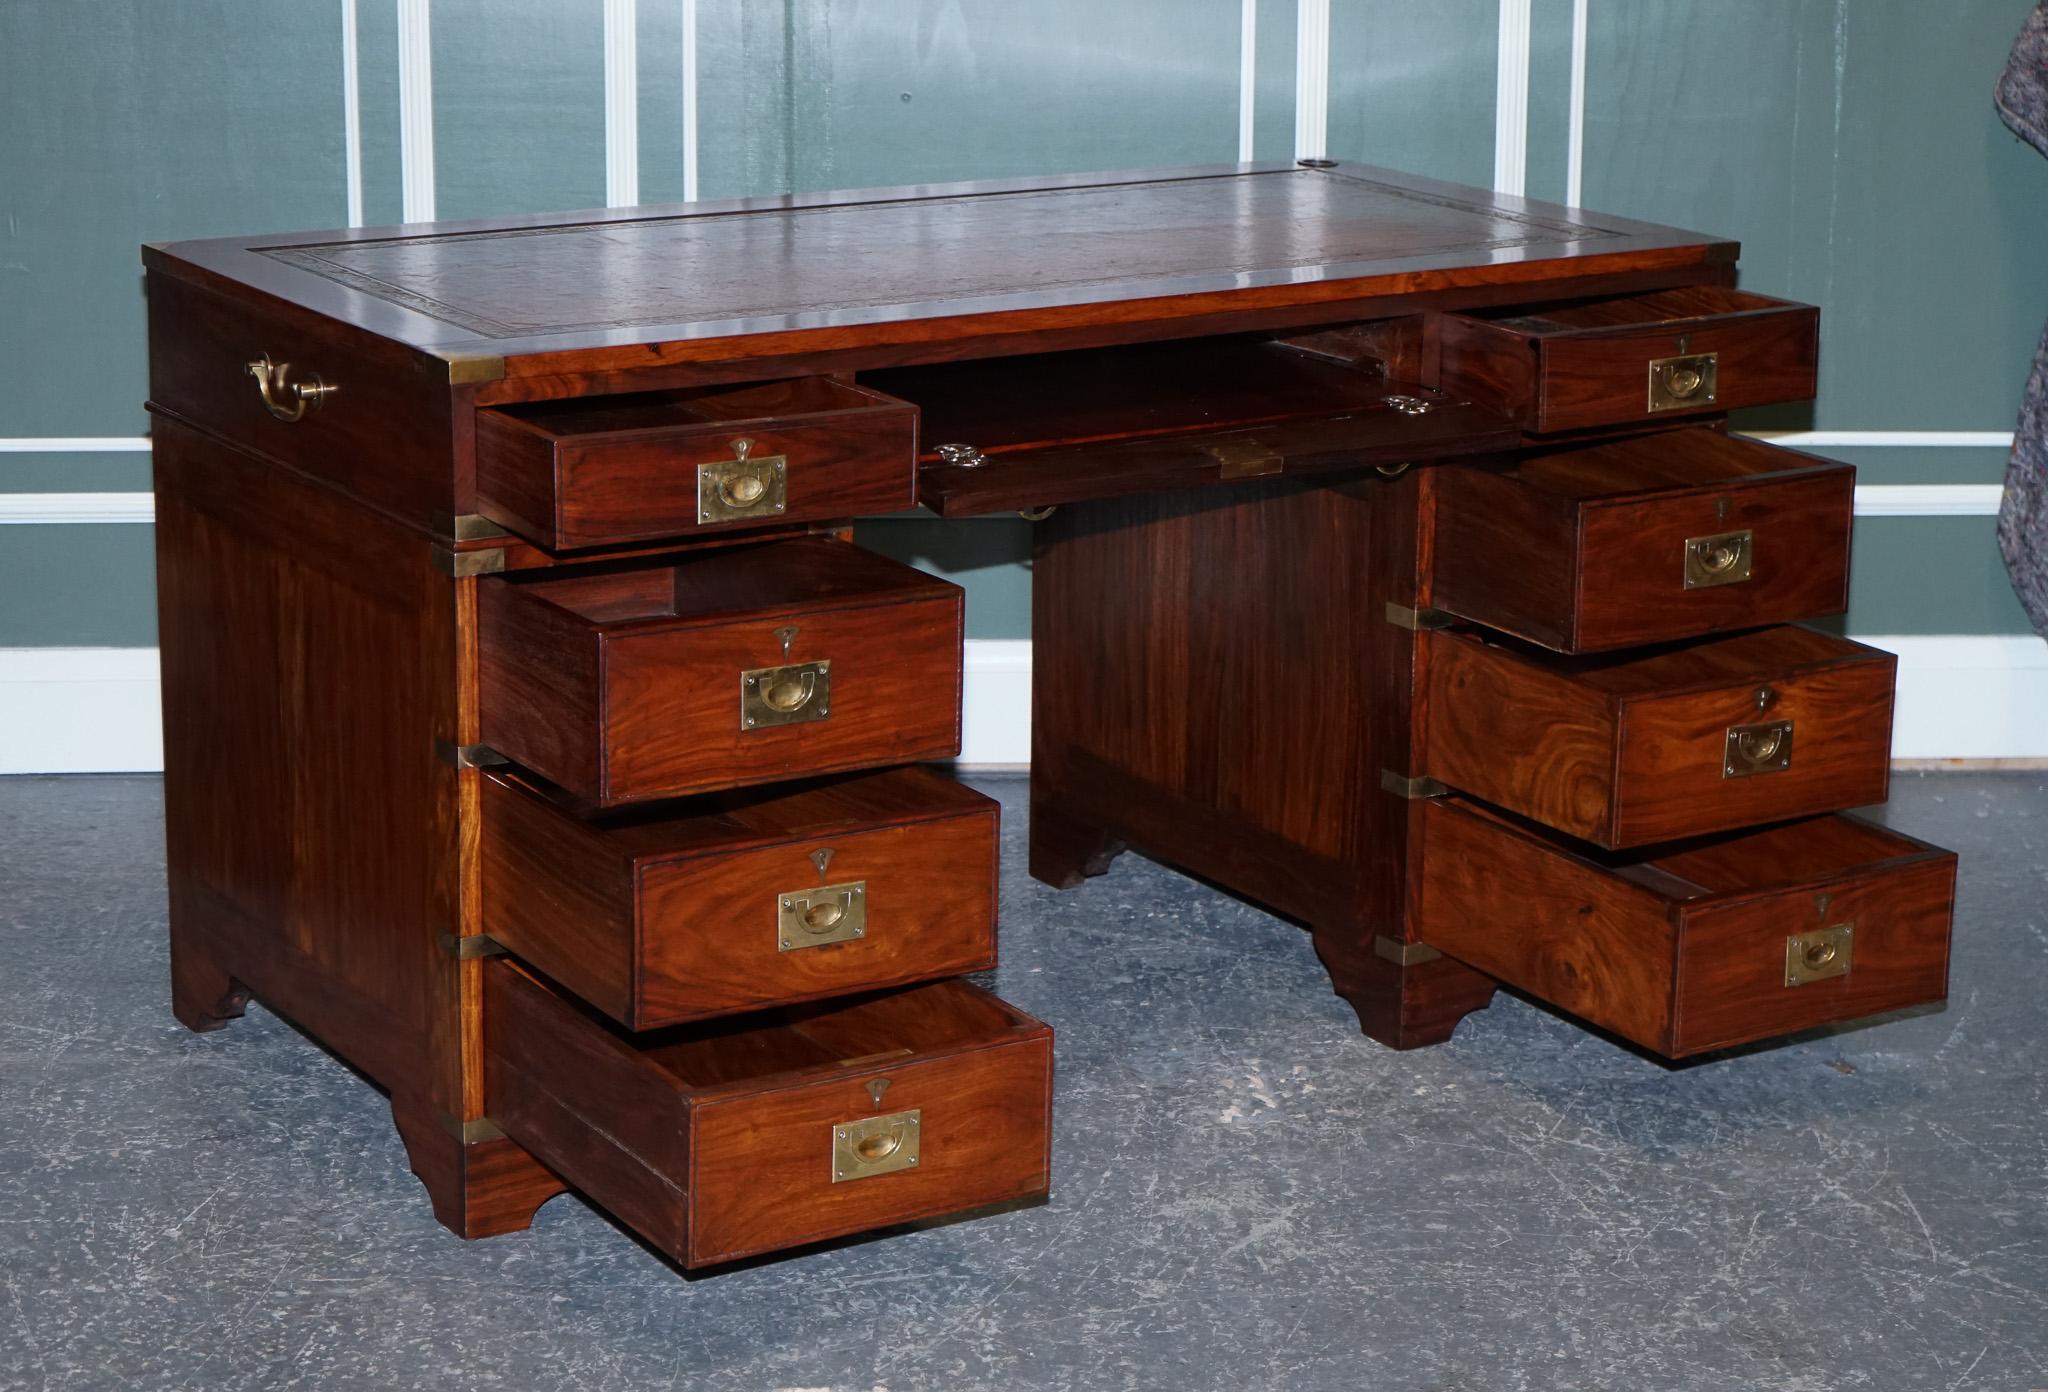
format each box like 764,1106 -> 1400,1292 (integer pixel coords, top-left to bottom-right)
1723,718 -> 1794,778
832,1108 -> 921,1182
245,354 -> 336,422
1684,529 -> 1754,589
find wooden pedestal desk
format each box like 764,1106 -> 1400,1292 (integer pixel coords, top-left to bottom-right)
145,162 -> 1957,1268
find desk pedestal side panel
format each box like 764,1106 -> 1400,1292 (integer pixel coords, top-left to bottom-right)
1028,473 -> 1497,1048
151,415 -> 566,1237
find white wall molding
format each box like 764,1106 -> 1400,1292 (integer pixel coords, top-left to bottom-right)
1293,0 -> 1329,161
1238,0 -> 1258,163
1747,430 -> 2014,449
342,0 -> 364,227
0,650 -> 164,774
0,437 -> 152,453
6,637 -> 2044,775
603,0 -> 640,208
1493,0 -> 1532,196
681,0 -> 700,201
1862,635 -> 2048,761
0,493 -> 155,525
1566,0 -> 1588,205
1852,484 -> 2004,518
397,0 -> 436,223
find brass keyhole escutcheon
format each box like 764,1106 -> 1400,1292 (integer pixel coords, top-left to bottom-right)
802,900 -> 844,933
856,1129 -> 902,1162
720,471 -> 767,507
764,674 -> 813,712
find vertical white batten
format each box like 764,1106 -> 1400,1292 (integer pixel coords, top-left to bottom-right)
1293,0 -> 1329,161
342,0 -> 363,226
396,0 -> 436,222
1567,0 -> 1588,204
1493,0 -> 1531,195
681,0 -> 699,200
1238,0 -> 1258,162
604,0 -> 640,207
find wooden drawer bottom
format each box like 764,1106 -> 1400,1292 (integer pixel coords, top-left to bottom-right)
483,962 -> 1052,1267
1416,798 -> 1956,1057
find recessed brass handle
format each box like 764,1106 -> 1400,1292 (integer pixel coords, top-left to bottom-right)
832,1108 -> 921,1182
1684,529 -> 1754,589
245,354 -> 336,422
697,439 -> 788,523
1648,351 -> 1719,412
741,660 -> 832,729
764,671 -> 816,712
777,879 -> 866,950
1785,924 -> 1853,986
1724,719 -> 1794,778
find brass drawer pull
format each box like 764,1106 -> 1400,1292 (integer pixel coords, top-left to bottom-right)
245,354 -> 336,422
1683,528 -> 1753,589
1648,351 -> 1718,412
1785,923 -> 1853,986
832,1108 -> 921,1182
1723,719 -> 1794,778
777,880 -> 867,950
740,660 -> 831,729
697,437 -> 788,523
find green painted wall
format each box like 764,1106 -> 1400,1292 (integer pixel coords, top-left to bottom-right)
2,0 -> 2038,647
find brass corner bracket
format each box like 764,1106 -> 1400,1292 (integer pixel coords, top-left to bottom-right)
1373,935 -> 1443,967
433,740 -> 508,770
1380,769 -> 1449,800
435,932 -> 506,962
1384,602 -> 1454,631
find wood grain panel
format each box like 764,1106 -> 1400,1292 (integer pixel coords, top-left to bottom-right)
477,538 -> 963,804
1424,626 -> 1896,846
1433,431 -> 1855,652
482,963 -> 1052,1268
1438,286 -> 1819,433
476,377 -> 918,549
1415,798 -> 1956,1057
480,767 -> 998,1027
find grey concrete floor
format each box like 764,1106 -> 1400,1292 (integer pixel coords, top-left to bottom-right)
1,772 -> 2045,1391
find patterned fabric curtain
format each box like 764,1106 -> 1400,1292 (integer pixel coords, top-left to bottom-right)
1996,0 -> 2048,634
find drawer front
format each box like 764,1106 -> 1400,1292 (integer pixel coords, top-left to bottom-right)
1438,289 -> 1819,434
483,963 -> 1053,1268
477,540 -> 965,805
1415,798 -> 1955,1057
600,594 -> 961,802
479,767 -> 999,1028
1423,627 -> 1896,847
688,1026 -> 1051,1266
1432,435 -> 1855,652
477,396 -> 918,551
1671,855 -> 1954,1056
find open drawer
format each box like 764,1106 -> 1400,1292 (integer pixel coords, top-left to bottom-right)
478,537 -> 962,805
483,962 -> 1053,1268
869,335 -> 1519,517
480,765 -> 999,1028
476,377 -> 918,550
1422,625 -> 1895,848
1437,286 -> 1819,433
1415,798 -> 1956,1058
1432,429 -> 1854,652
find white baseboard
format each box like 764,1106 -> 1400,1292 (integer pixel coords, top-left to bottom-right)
3,636 -> 2043,775
0,648 -> 164,774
